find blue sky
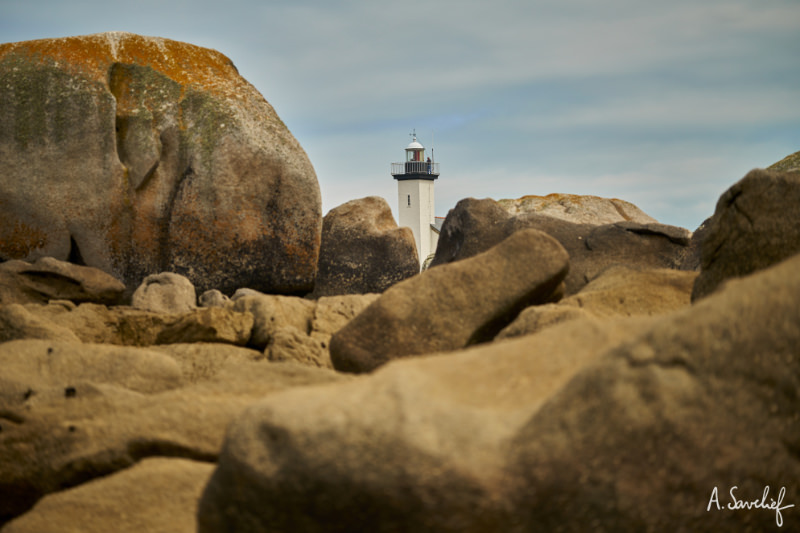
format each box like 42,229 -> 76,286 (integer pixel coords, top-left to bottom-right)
3,0 -> 799,230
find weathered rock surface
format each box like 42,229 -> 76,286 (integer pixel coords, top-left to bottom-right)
266,293 -> 380,368
131,272 -> 196,314
154,307 -> 254,345
0,257 -> 125,305
509,252 -> 800,531
0,32 -> 321,295
675,217 -> 710,271
149,343 -> 264,384
0,353 -> 347,525
233,293 -> 316,350
230,292 -> 378,368
498,192 -> 658,225
16,302 -> 177,345
498,265 -> 697,339
330,228 -> 569,373
198,315 -> 656,532
692,168 -> 800,300
312,197 -> 419,297
432,197 -> 690,295
265,327 -> 332,368
198,251 -> 800,532
231,288 -> 264,299
0,261 -> 44,305
8,292 -> 374,371
497,303 -> 592,339
564,264 -> 697,316
768,149 -> 800,173
11,302 -> 253,346
0,304 -> 82,343
0,339 -> 183,399
311,293 -> 380,338
429,197 -> 512,266
2,457 -> 214,533
198,289 -> 229,308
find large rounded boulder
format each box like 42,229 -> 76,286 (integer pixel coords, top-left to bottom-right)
692,168 -> 800,300
432,197 -> 690,295
0,32 -> 321,295
312,196 -> 419,297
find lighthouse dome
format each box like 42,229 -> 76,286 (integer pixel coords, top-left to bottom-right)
406,139 -> 424,150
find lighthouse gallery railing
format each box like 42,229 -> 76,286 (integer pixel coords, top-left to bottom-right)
391,161 -> 440,176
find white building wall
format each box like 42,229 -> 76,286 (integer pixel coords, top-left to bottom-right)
430,228 -> 439,259
397,178 -> 436,266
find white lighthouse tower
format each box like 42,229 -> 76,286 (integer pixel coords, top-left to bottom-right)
391,131 -> 440,267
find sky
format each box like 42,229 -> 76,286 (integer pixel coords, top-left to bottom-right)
2,0 -> 799,231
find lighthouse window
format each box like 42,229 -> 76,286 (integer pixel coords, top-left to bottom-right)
407,194 -> 411,207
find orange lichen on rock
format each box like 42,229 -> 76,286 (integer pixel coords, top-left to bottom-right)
0,32 -> 252,103
497,193 -> 658,225
0,32 -> 321,294
0,219 -> 49,259
516,192 -> 628,204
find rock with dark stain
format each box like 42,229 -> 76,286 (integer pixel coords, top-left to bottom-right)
0,32 -> 321,295
312,196 -> 419,297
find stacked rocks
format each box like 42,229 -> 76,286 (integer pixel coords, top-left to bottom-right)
197,168 -> 800,532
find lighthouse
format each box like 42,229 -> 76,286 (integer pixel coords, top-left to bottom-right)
390,131 -> 440,267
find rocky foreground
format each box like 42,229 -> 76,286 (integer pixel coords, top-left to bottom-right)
1,32 -> 800,532
0,167 -> 798,532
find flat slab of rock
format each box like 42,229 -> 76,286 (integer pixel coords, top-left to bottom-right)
148,343 -> 264,384
0,354 -> 347,525
0,258 -> 125,305
498,265 -> 697,339
13,303 -> 254,346
11,293 -> 376,371
0,304 -> 83,343
15,302 -> 179,345
0,339 -> 183,399
330,228 -> 569,372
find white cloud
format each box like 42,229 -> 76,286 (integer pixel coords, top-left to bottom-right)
2,0 -> 798,233
503,86 -> 800,132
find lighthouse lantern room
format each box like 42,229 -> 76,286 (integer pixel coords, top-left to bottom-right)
390,130 -> 440,267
